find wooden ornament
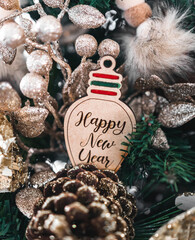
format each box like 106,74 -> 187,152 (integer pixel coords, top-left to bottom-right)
64,56 -> 136,172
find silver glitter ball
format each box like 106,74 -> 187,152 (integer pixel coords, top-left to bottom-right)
0,22 -> 25,49
34,15 -> 63,42
26,50 -> 53,75
20,73 -> 48,99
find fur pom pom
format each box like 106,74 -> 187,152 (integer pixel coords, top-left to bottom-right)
123,7 -> 195,84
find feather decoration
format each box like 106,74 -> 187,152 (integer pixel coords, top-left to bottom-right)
123,6 -> 195,84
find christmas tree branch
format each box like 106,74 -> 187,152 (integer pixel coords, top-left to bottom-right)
0,197 -> 28,240
134,195 -> 182,240
119,116 -> 195,191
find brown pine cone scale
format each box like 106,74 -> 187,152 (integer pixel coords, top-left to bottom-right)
26,164 -> 137,240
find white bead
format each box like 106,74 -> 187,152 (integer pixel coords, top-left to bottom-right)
33,15 -> 62,42
26,50 -> 53,75
0,22 -> 24,48
20,73 -> 48,99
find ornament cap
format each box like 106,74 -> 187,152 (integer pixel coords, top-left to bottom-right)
87,56 -> 122,99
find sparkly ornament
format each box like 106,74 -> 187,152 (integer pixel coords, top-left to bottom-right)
0,22 -> 25,49
25,164 -> 137,240
33,162 -> 53,173
16,188 -> 44,218
33,15 -> 63,42
151,128 -> 170,151
62,60 -> 98,104
64,56 -> 136,171
158,103 -> 195,128
150,207 -> 195,240
30,170 -> 56,188
20,73 -> 48,99
135,75 -> 195,103
0,82 -> 21,112
155,96 -> 169,114
0,113 -> 27,192
98,39 -> 120,59
14,106 -> 49,138
0,42 -> 17,64
43,0 -> 64,9
75,34 -> 98,58
0,0 -> 20,10
26,50 -> 53,75
68,5 -> 106,29
175,193 -> 195,211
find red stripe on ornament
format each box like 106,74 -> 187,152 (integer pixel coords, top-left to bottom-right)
91,89 -> 117,96
93,73 -> 119,80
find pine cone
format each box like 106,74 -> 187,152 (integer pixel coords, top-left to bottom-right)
26,164 -> 137,240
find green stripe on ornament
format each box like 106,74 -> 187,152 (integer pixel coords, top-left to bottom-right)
91,81 -> 120,88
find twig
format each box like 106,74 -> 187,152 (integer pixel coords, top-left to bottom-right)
43,100 -> 64,129
59,104 -> 68,116
53,41 -> 68,80
58,0 -> 71,19
64,0 -> 71,8
0,5 -> 38,25
16,133 -> 64,165
33,0 -> 46,17
48,45 -> 72,80
25,38 -> 48,51
16,134 -> 30,152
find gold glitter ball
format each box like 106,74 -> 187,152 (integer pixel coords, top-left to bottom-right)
75,34 -> 98,57
98,39 -> 120,58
